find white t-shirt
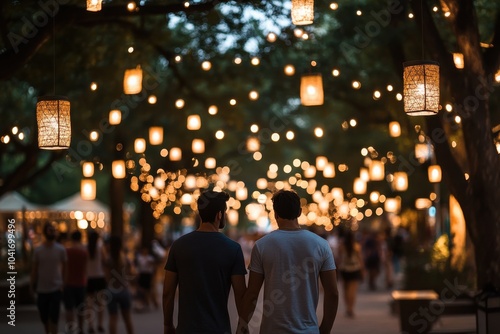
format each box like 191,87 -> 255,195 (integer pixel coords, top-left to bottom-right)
248,229 -> 336,334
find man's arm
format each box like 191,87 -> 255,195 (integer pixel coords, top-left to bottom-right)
319,269 -> 339,334
163,270 -> 178,334
238,270 -> 264,334
231,274 -> 246,317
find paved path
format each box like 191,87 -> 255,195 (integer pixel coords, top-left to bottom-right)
1,274 -> 475,333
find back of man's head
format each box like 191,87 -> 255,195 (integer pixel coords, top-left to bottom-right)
272,190 -> 301,220
197,190 -> 230,223
71,230 -> 82,242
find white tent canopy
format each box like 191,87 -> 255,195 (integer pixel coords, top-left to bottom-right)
0,192 -> 42,211
49,193 -> 109,214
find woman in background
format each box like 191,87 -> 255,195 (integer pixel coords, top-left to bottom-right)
86,230 -> 107,333
337,229 -> 365,318
104,235 -> 134,334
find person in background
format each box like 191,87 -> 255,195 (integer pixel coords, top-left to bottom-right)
337,229 -> 365,318
240,190 -> 339,334
86,230 -> 107,333
363,231 -> 381,291
104,235 -> 135,334
30,222 -> 67,334
64,230 -> 88,334
163,190 -> 247,334
135,246 -> 158,310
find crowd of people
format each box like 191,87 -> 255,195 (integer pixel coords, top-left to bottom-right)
30,223 -> 166,334
30,189 -> 407,334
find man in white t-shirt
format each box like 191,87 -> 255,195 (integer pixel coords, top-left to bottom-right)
240,190 -> 339,334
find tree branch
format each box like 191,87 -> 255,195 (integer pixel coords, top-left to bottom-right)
484,11 -> 500,75
0,0 -> 224,80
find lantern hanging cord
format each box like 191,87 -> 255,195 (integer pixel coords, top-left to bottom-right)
52,12 -> 56,95
420,0 -> 424,59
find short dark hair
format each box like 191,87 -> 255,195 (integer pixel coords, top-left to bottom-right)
71,230 -> 82,242
272,190 -> 301,220
197,190 -> 229,223
43,222 -> 55,236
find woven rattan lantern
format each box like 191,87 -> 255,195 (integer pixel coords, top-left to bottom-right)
36,96 -> 71,149
149,127 -> 163,145
403,61 -> 439,115
291,0 -> 314,25
81,179 -> 96,200
123,65 -> 143,94
300,73 -> 323,106
87,0 -> 102,11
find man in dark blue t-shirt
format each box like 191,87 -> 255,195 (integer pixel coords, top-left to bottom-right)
163,190 -> 247,334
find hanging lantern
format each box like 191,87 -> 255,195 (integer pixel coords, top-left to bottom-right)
192,139 -> 205,154
304,165 -> 316,178
415,198 -> 432,209
82,162 -> 94,177
453,53 -> 464,69
170,147 -> 182,161
385,197 -> 401,213
81,179 -> 96,200
227,209 -> 239,226
291,0 -> 314,25
256,178 -> 268,189
369,160 -> 385,181
36,96 -> 71,149
134,138 -> 146,153
331,188 -> 344,202
246,137 -> 260,152
112,160 -> 126,179
187,115 -> 201,130
236,187 -> 248,201
403,61 -> 440,115
360,167 -> 370,182
315,156 -> 328,171
123,65 -> 143,94
389,121 -> 401,137
149,126 -> 163,145
109,109 -> 122,125
415,143 -> 431,162
428,165 -> 442,183
205,157 -> 216,169
353,178 -> 367,195
86,0 -> 102,11
392,172 -> 408,191
300,73 -> 324,106
323,162 -> 336,178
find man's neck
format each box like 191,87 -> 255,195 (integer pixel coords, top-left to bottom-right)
197,222 -> 218,232
278,219 -> 301,231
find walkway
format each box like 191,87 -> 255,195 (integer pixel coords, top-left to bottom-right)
1,274 -> 475,333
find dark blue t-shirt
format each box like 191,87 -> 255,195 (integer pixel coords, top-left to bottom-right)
165,231 -> 247,334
